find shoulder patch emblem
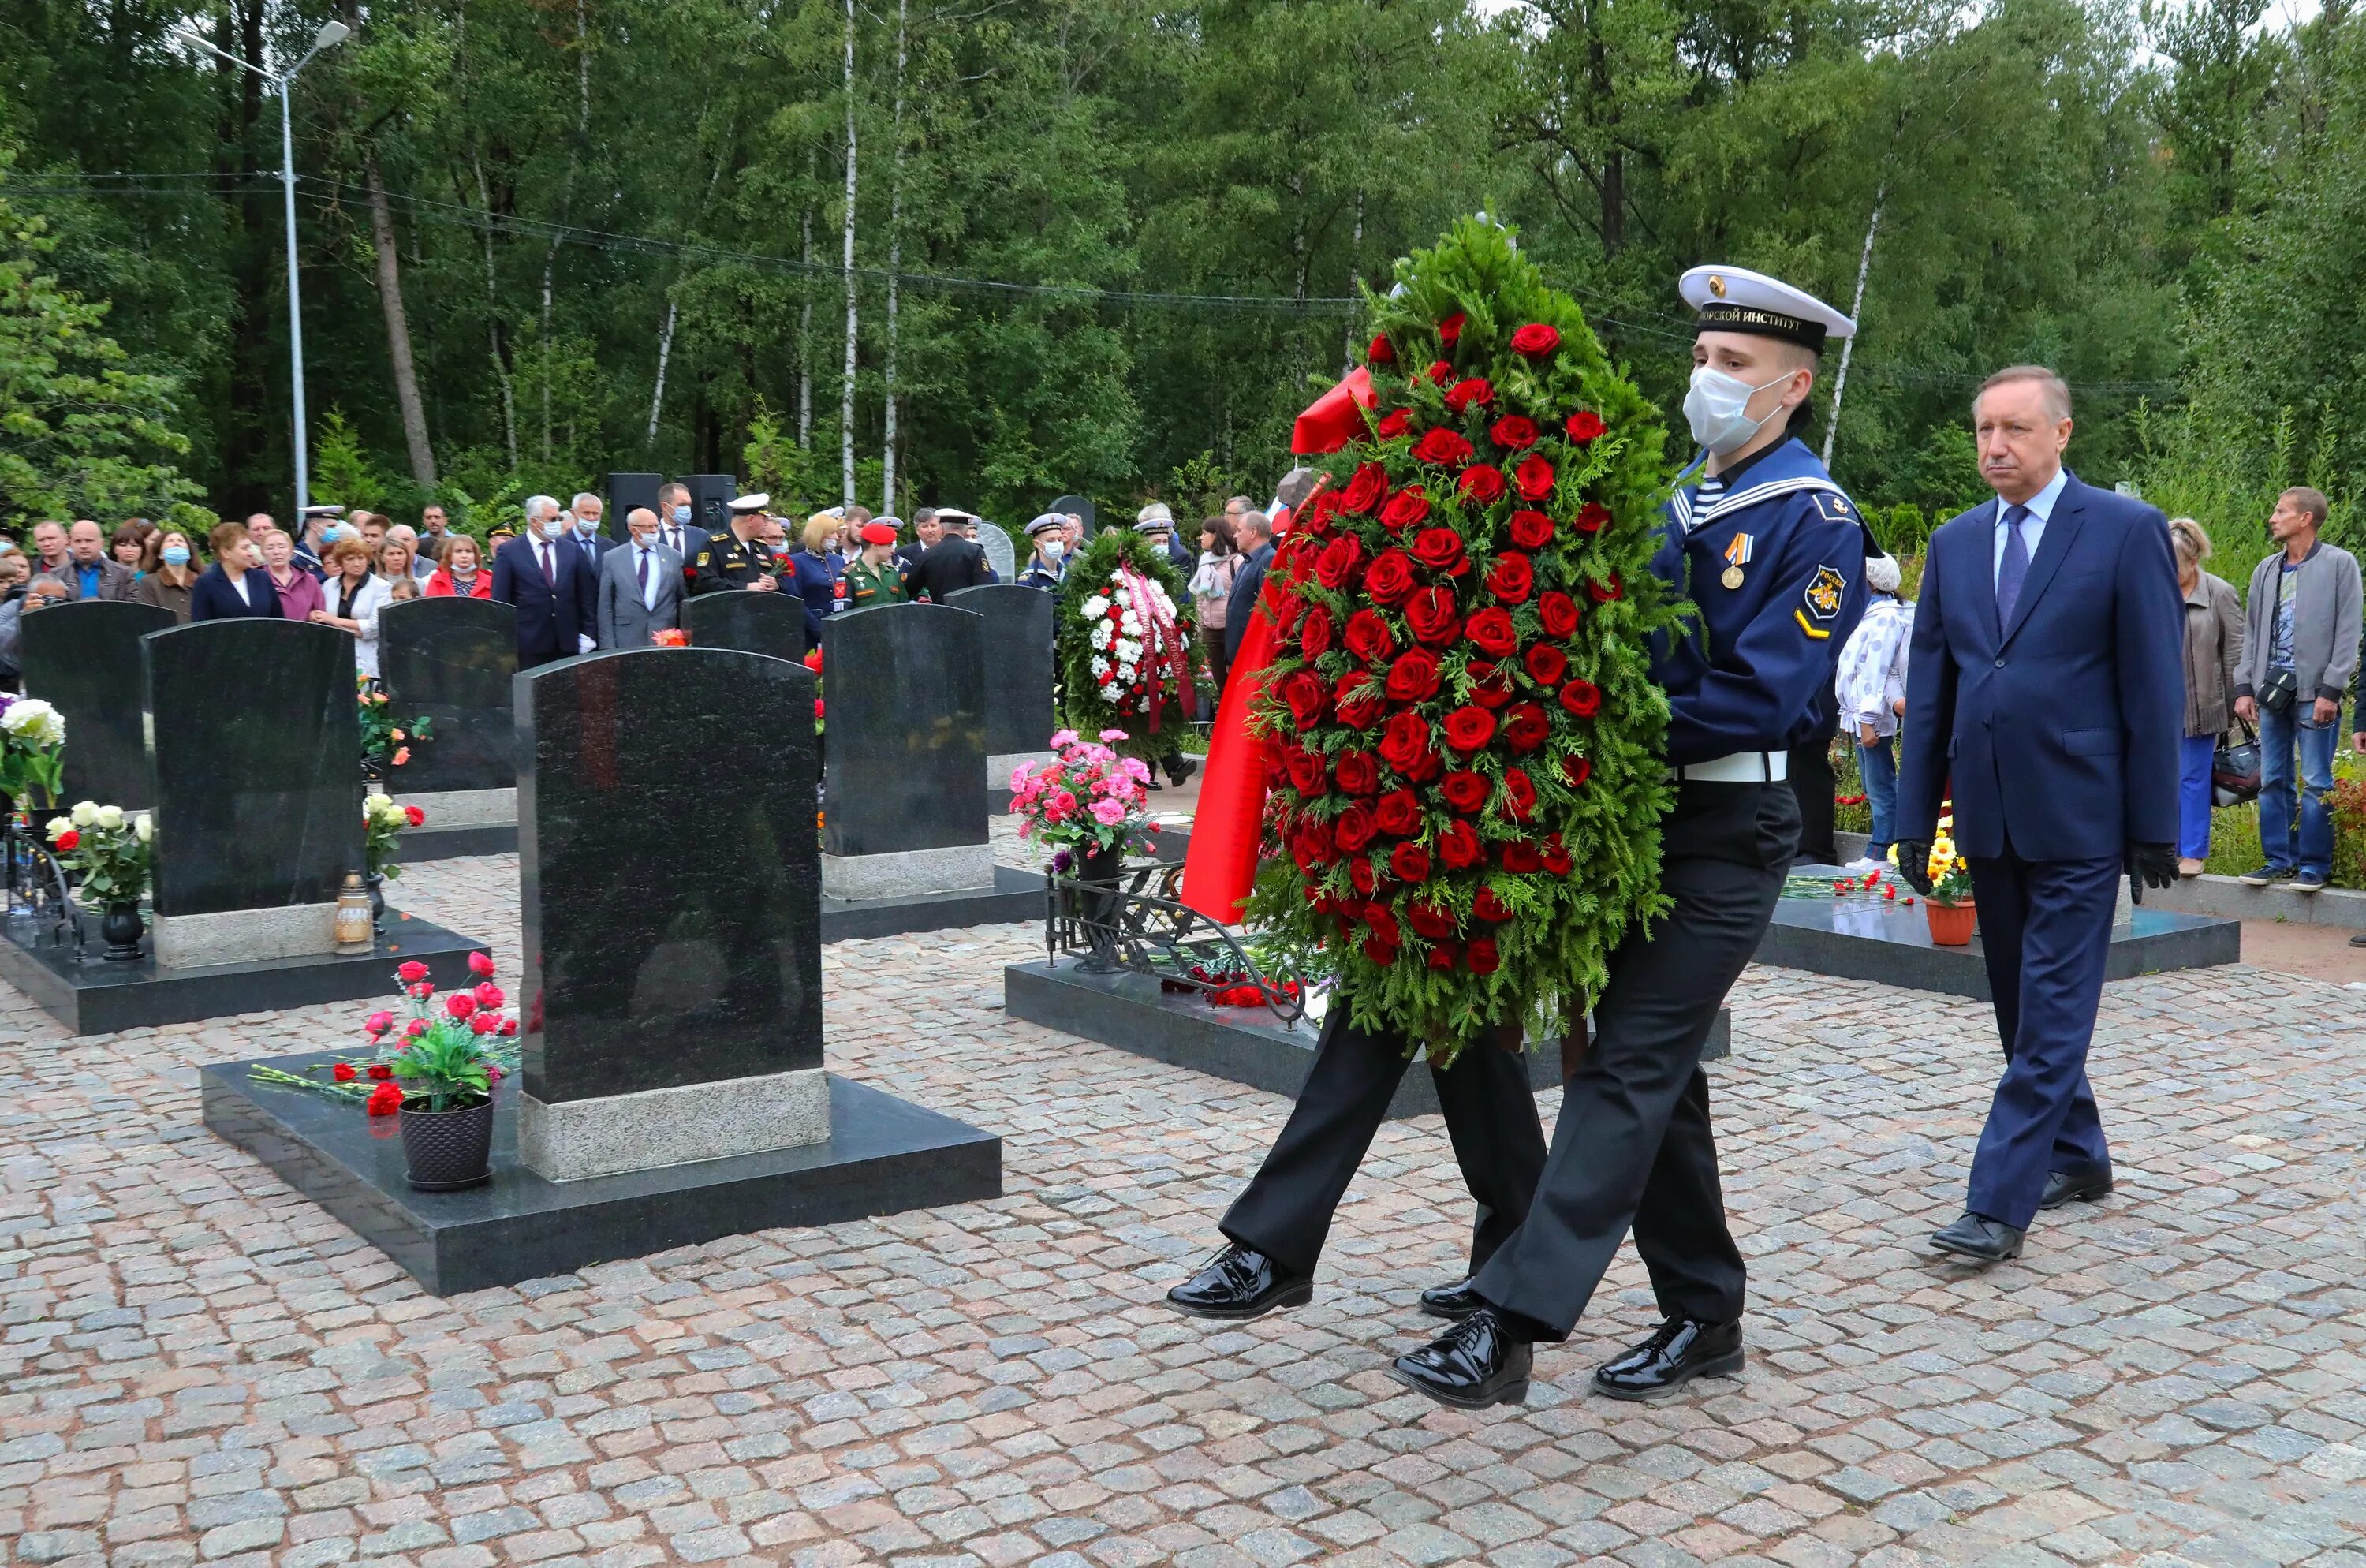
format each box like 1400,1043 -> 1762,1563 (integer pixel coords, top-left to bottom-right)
1804,565 -> 1845,622
1812,491 -> 1857,522
695,552 -> 710,566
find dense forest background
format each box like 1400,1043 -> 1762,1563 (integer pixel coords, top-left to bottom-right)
3,0 -> 2361,576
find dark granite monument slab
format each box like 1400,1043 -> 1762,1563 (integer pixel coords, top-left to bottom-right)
378,598 -> 521,860
1755,888 -> 2241,1000
819,862 -> 1043,941
1051,494 -> 1096,537
202,1058 -> 1002,1294
20,599 -> 175,808
685,591 -> 807,663
946,584 -> 1054,811
1005,959 -> 1730,1118
820,602 -> 990,900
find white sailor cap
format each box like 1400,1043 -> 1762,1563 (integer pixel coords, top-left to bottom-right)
1024,512 -> 1066,537
728,492 -> 771,513
1135,502 -> 1175,532
300,503 -> 346,518
1680,266 -> 1855,351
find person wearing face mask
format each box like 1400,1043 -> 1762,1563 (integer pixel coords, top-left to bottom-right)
489,495 -> 599,668
136,532 -> 201,622
568,492 -> 617,569
1017,512 -> 1069,592
654,483 -> 709,566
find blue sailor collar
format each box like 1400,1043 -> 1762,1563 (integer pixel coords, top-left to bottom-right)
1670,437 -> 1849,534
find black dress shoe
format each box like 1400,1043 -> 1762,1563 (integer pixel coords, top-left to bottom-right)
1164,1244 -> 1312,1320
1390,1306 -> 1532,1409
2039,1167 -> 2114,1209
1167,756 -> 1200,786
1592,1317 -> 1744,1401
1929,1211 -> 2025,1262
1418,1278 -> 1485,1320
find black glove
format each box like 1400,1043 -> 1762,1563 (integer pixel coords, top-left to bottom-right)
1894,838 -> 1934,897
2125,841 -> 2177,902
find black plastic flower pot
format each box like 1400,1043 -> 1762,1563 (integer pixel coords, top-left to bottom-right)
398,1097 -> 494,1191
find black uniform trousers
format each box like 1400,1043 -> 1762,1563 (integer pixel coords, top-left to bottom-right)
1472,780 -> 1798,1340
1219,1013 -> 1546,1281
1788,700 -> 1841,866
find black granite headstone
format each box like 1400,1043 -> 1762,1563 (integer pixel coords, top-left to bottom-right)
606,472 -> 662,542
1051,494 -> 1096,536
945,584 -> 1053,760
375,598 -> 517,793
685,591 -> 808,663
822,603 -> 986,858
21,599 -> 176,808
146,621 -> 362,917
519,647 -> 820,1103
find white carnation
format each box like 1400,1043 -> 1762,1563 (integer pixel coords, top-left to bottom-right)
1089,622 -> 1113,649
1114,639 -> 1141,663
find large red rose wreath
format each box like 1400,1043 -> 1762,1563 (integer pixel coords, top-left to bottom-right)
1241,218 -> 1682,1059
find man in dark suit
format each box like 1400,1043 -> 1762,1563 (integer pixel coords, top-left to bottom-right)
654,482 -> 708,569
1897,364 -> 2183,1264
903,514 -> 991,602
490,495 -> 598,669
1223,510 -> 1276,666
566,493 -> 620,573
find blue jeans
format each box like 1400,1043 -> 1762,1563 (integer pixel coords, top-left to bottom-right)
2178,734 -> 2217,861
1858,734 -> 1898,859
2256,703 -> 2336,877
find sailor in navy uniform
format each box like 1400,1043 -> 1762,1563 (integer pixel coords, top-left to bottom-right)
1390,264 -> 1875,1411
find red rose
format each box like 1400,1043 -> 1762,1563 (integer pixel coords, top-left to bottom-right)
1472,887 -> 1513,922
1379,485 -> 1431,532
1590,573 -> 1623,602
1286,747 -> 1327,796
1315,533 -> 1365,590
1334,801 -> 1379,854
1467,659 -> 1513,709
397,960 -> 431,983
1465,607 -> 1517,658
1385,649 -> 1442,703
1510,323 -> 1561,357
1405,586 -> 1460,646
404,805 -> 426,827
1340,462 -> 1388,515
1368,333 -> 1395,365
1442,706 -> 1498,752
1542,832 -> 1574,875
1444,377 -> 1495,414
1439,770 -> 1485,814
1390,841 -> 1432,883
1502,701 -> 1551,752
1343,608 -> 1397,664
1299,605 -> 1335,659
1458,465 -> 1506,504
1439,312 -> 1465,342
1561,752 -> 1592,789
1560,678 -> 1602,718
1407,901 -> 1457,939
1502,840 -> 1543,873
1377,408 -> 1413,439
1514,454 -> 1556,502
54,828 -> 79,852
1375,789 -> 1420,837
1291,819 -> 1335,872
1410,528 -> 1466,577
1349,857 -> 1378,896
1280,670 -> 1329,728
1336,673 -> 1386,730
1361,934 -> 1399,967
1502,767 -> 1537,821
1425,360 -> 1454,386
1438,820 -> 1483,868
1364,549 -> 1416,607
1486,552 -> 1533,604
1577,502 -> 1610,533
1427,942 -> 1459,969
1490,416 -> 1539,452
1566,409 -> 1606,442
1377,708 -> 1439,781
1261,570 -> 1301,632
1411,427 -> 1473,467
1539,592 -> 1581,638
1334,750 -> 1379,795
1523,644 -> 1567,686
1467,937 -> 1502,974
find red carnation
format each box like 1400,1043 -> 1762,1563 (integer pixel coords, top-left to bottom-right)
1561,752 -> 1592,789
1590,573 -> 1623,603
1379,485 -> 1431,532
1410,528 -> 1466,576
1490,416 -> 1539,452
1299,605 -> 1335,659
1444,377 -> 1495,414
1439,312 -> 1466,343
1343,608 -> 1397,664
1405,586 -> 1460,646
1340,462 -> 1388,515
1315,533 -> 1365,590
1427,942 -> 1459,970
1542,832 -> 1574,875
1513,454 -> 1556,502
1502,768 -> 1538,821
1502,701 -> 1551,752
1438,819 -> 1483,869
1411,427 -> 1473,467
1472,887 -> 1513,922
1408,901 -> 1457,939
1334,750 -> 1379,795
1336,673 -> 1386,730
1385,649 -> 1442,703
1442,706 -> 1498,752
1577,502 -> 1611,533
367,1062 -> 394,1081
1510,323 -> 1561,357
1375,789 -> 1421,837
1377,708 -> 1439,781
1467,937 -> 1502,974
1566,409 -> 1606,442
367,1083 -> 404,1118
1441,770 -> 1488,814
1425,360 -> 1454,386
1368,333 -> 1395,365
54,827 -> 79,852
1467,659 -> 1513,709
1523,644 -> 1567,686
1280,671 -> 1330,728
404,805 -> 426,827
1560,678 -> 1602,718
1486,552 -> 1534,605
332,1062 -> 357,1083
1458,465 -> 1506,504
1539,592 -> 1581,638
1286,748 -> 1327,797
1465,607 -> 1517,658
1334,802 -> 1379,854
1391,841 -> 1432,883
1377,408 -> 1413,439
1502,840 -> 1544,873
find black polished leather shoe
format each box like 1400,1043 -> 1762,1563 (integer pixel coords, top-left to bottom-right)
1390,1306 -> 1532,1409
1167,756 -> 1200,787
1929,1211 -> 2025,1262
1418,1278 -> 1485,1320
1591,1317 -> 1744,1401
1164,1244 -> 1312,1320
2039,1167 -> 2114,1210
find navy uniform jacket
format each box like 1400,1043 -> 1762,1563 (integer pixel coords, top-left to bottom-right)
1648,438 -> 1871,765
1898,473 -> 2181,862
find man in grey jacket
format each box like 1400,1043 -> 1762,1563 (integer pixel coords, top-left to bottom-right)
2233,486 -> 2361,892
596,507 -> 685,649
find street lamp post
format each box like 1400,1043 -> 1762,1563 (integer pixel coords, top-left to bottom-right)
175,19 -> 351,517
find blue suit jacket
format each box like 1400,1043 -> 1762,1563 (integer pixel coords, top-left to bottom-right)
490,535 -> 597,666
188,565 -> 287,622
1898,473 -> 2183,861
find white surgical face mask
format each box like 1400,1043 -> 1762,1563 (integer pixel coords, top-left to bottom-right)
536,517 -> 565,542
670,505 -> 691,525
1040,539 -> 1065,563
1683,365 -> 1795,456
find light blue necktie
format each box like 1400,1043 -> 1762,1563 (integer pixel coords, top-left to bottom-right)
1996,503 -> 2032,625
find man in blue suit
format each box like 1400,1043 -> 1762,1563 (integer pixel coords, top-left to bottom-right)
1896,365 -> 2183,1264
490,495 -> 598,670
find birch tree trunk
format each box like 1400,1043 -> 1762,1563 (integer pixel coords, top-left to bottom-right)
472,155 -> 518,469
881,0 -> 908,517
800,148 -> 815,448
539,0 -> 592,462
1823,188 -> 1883,469
841,0 -> 860,506
364,146 -> 436,485
645,300 -> 676,449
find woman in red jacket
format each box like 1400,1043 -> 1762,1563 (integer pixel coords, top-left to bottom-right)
424,534 -> 493,599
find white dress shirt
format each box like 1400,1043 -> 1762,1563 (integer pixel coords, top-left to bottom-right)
633,543 -> 662,610
1992,464 -> 2069,584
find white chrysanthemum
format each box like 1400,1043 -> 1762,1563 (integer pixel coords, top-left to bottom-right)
69,800 -> 99,827
1111,587 -> 1131,605
134,814 -> 152,842
1088,655 -> 1111,677
1089,622 -> 1113,649
1081,595 -> 1110,618
1114,639 -> 1141,663
93,805 -> 123,830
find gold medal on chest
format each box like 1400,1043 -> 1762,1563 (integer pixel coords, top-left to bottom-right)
1721,563 -> 1745,590
1719,532 -> 1753,591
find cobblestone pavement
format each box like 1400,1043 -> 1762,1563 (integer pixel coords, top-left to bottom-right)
3,852 -> 2362,1568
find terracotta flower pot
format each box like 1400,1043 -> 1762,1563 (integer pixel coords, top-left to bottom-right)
398,1097 -> 494,1191
1924,899 -> 1977,946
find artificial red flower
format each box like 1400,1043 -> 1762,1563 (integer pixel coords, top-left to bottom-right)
814,698 -> 827,721
1425,360 -> 1454,386
1411,427 -> 1473,467
1391,841 -> 1432,883
1340,461 -> 1389,515
367,1062 -> 393,1080
1438,820 -> 1483,868
470,1013 -> 498,1036
1439,312 -> 1466,343
1299,605 -> 1335,659
1467,937 -> 1502,974
499,1019 -> 517,1036
1334,802 -> 1379,854
1344,608 -> 1397,664
1334,750 -> 1379,795
1411,528 -> 1466,576
397,961 -> 431,984
403,1019 -> 429,1038
1465,607 -> 1517,658
1513,454 -> 1556,502
1444,377 -> 1495,414
332,1062 -> 357,1083
1379,485 -> 1431,532
1589,573 -> 1623,603
1315,533 -> 1366,590
1377,408 -> 1414,439
1472,887 -> 1513,922
1442,706 -> 1498,752
1458,465 -> 1506,504
364,1010 -> 394,1036
1441,770 -> 1489,814
1467,659 -> 1513,709
1503,768 -> 1538,821
1524,644 -> 1567,686
1490,416 -> 1539,451
1336,674 -> 1386,730
1375,789 -> 1421,837
1539,592 -> 1581,638
1560,678 -> 1603,718
1502,702 -> 1550,752
1566,409 -> 1606,442
1363,550 -> 1416,607
1408,901 -> 1457,939
1510,323 -> 1561,357
803,649 -> 824,672
1385,649 -> 1443,703
444,992 -> 476,1020
1427,943 -> 1459,970
1286,748 -> 1327,796
1486,552 -> 1534,605
1368,333 -> 1395,365
1561,753 -> 1592,788
54,828 -> 79,852
1541,832 -> 1574,875
1577,502 -> 1610,533
1280,671 -> 1330,728
1377,708 -> 1439,781
367,1083 -> 403,1117
1502,840 -> 1544,873
1508,510 -> 1554,550
1404,587 -> 1460,646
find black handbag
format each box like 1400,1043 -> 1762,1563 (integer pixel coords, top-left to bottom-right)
2214,719 -> 2261,808
2259,666 -> 2299,716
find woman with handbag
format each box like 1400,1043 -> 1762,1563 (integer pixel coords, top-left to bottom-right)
2170,517 -> 2245,876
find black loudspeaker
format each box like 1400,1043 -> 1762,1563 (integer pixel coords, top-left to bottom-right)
607,472 -> 662,541
685,475 -> 737,537
1051,494 -> 1095,536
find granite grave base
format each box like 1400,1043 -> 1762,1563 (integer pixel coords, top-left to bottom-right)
400,822 -> 521,861
0,907 -> 485,1036
203,1058 -> 1002,1295
820,863 -> 1043,942
1755,889 -> 2241,1000
1004,958 -> 1732,1119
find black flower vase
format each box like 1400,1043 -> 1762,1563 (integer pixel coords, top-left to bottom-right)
99,902 -> 144,963
1075,840 -> 1127,973
399,1098 -> 495,1190
366,872 -> 386,929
